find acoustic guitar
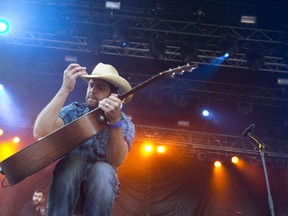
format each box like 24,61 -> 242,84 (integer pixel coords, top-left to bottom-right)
0,63 -> 197,186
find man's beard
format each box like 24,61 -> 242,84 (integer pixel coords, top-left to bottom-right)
33,200 -> 40,206
87,100 -> 99,110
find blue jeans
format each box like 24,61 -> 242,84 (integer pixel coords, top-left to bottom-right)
47,154 -> 119,216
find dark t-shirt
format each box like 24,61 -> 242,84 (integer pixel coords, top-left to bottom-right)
20,202 -> 46,216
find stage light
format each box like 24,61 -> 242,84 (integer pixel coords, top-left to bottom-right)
231,156 -> 239,164
219,36 -> 238,58
0,84 -> 4,91
144,145 -> 153,152
12,136 -> 20,144
277,78 -> 288,86
0,19 -> 10,34
202,109 -> 210,117
105,1 -> 121,10
142,142 -> 154,156
157,145 -> 165,154
177,120 -> 189,128
240,15 -> 257,25
0,129 -> 3,136
214,160 -> 222,167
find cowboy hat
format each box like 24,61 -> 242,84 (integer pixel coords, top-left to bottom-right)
81,62 -> 132,103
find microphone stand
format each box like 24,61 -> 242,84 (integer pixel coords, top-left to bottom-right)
247,132 -> 275,216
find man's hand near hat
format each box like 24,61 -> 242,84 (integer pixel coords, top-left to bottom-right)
62,63 -> 88,93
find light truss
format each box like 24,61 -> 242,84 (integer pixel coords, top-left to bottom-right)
1,57 -> 288,109
1,1 -> 288,73
122,72 -> 288,108
2,31 -> 288,73
134,125 -> 288,159
1,118 -> 287,160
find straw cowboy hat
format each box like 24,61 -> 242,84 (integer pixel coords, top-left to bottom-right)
81,62 -> 132,103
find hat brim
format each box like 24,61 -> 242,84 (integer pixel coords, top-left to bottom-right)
81,74 -> 133,103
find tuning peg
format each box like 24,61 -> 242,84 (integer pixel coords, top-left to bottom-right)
188,63 -> 198,72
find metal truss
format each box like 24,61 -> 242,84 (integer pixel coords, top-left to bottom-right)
1,1 -> 288,73
1,56 -> 288,109
134,125 -> 288,160
122,72 -> 288,108
1,118 -> 288,162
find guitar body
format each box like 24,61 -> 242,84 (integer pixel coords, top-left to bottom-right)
0,108 -> 106,186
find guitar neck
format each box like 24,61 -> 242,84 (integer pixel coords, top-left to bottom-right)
119,72 -> 169,101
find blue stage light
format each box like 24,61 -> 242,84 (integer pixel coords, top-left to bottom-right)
202,109 -> 210,117
0,84 -> 4,91
224,52 -> 229,58
0,19 -> 10,34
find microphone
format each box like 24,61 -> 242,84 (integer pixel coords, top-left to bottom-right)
242,124 -> 255,137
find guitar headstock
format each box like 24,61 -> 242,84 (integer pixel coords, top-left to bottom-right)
161,63 -> 198,77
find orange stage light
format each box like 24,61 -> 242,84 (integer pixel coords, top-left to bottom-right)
141,141 -> 154,156
231,156 -> 239,164
156,145 -> 165,154
214,160 -> 222,167
144,145 -> 153,152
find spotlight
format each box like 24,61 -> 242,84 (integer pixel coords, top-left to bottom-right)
177,120 -> 190,128
12,136 -> 20,144
142,141 -> 154,156
202,109 -> 210,117
0,19 -> 10,34
219,36 -> 238,58
105,1 -> 121,10
0,129 -> 3,136
157,146 -> 166,154
231,156 -> 239,164
240,15 -> 257,25
144,145 -> 153,153
214,161 -> 222,167
277,78 -> 288,86
0,84 -> 4,91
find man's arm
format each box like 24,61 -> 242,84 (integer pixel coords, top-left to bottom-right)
106,125 -> 129,168
33,63 -> 87,139
99,94 -> 132,167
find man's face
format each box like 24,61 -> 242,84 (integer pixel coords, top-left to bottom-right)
32,192 -> 44,207
86,79 -> 112,109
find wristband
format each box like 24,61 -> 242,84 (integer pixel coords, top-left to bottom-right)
107,119 -> 123,129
